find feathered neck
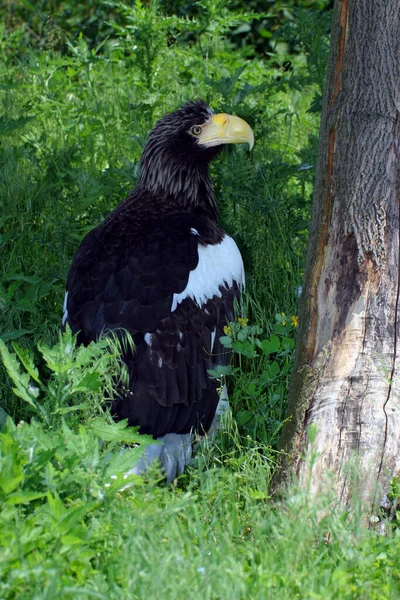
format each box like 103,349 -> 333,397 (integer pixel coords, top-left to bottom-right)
132,137 -> 219,222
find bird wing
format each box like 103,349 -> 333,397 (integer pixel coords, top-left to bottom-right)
64,213 -> 244,437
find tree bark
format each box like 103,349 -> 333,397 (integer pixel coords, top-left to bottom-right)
279,0 -> 400,516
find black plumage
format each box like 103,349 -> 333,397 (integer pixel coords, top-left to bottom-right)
64,100 -> 253,454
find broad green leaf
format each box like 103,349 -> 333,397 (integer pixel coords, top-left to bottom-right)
260,335 -> 281,356
11,385 -> 38,407
47,492 -> 67,519
207,365 -> 232,379
236,410 -> 253,426
0,339 -> 37,409
6,491 -> 47,505
237,329 -> 248,342
273,324 -> 287,335
219,335 -> 232,348
104,445 -> 147,478
0,432 -> 25,494
15,297 -> 37,312
232,340 -> 256,358
0,329 -> 34,342
2,273 -> 41,284
282,337 -> 295,350
90,418 -> 152,445
269,361 -> 280,377
57,501 -> 99,535
0,474 -> 24,495
12,343 -> 41,384
54,401 -> 92,414
61,534 -> 88,546
74,371 -> 102,392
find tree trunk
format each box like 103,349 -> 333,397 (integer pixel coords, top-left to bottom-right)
279,0 -> 400,517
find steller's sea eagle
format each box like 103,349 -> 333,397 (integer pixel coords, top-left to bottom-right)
63,100 -> 254,480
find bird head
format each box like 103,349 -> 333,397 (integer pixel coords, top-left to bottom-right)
182,100 -> 254,152
137,100 -> 254,209
141,100 -> 254,166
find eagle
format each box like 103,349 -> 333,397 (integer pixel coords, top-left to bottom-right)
63,100 -> 254,481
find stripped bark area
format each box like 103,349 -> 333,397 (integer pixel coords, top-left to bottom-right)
279,0 -> 400,512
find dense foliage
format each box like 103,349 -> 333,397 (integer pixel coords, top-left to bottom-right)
2,0 -> 333,55
1,2 -> 398,598
0,0 -> 326,424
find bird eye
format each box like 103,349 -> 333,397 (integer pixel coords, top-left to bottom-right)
190,126 -> 202,136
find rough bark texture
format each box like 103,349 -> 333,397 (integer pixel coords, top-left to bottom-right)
279,0 -> 400,515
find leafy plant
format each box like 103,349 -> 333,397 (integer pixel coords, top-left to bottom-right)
209,312 -> 297,445
0,328 -> 157,597
0,327 -> 129,427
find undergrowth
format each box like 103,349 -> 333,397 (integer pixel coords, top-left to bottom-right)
209,312 -> 297,445
0,329 -> 399,599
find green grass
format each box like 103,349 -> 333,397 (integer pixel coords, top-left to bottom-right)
2,415 -> 400,599
3,332 -> 395,599
1,3 -> 395,599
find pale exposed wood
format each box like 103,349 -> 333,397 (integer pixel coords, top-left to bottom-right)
279,0 -> 400,515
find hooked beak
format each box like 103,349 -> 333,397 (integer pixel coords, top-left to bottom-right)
197,113 -> 254,150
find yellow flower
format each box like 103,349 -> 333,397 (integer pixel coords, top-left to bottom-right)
237,317 -> 248,327
223,325 -> 232,335
282,321 -> 286,326
281,312 -> 285,317
291,315 -> 298,328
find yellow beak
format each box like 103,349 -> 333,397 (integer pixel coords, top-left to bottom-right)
198,113 -> 254,150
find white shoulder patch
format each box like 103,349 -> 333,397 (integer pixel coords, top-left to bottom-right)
171,234 -> 244,312
62,291 -> 69,326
